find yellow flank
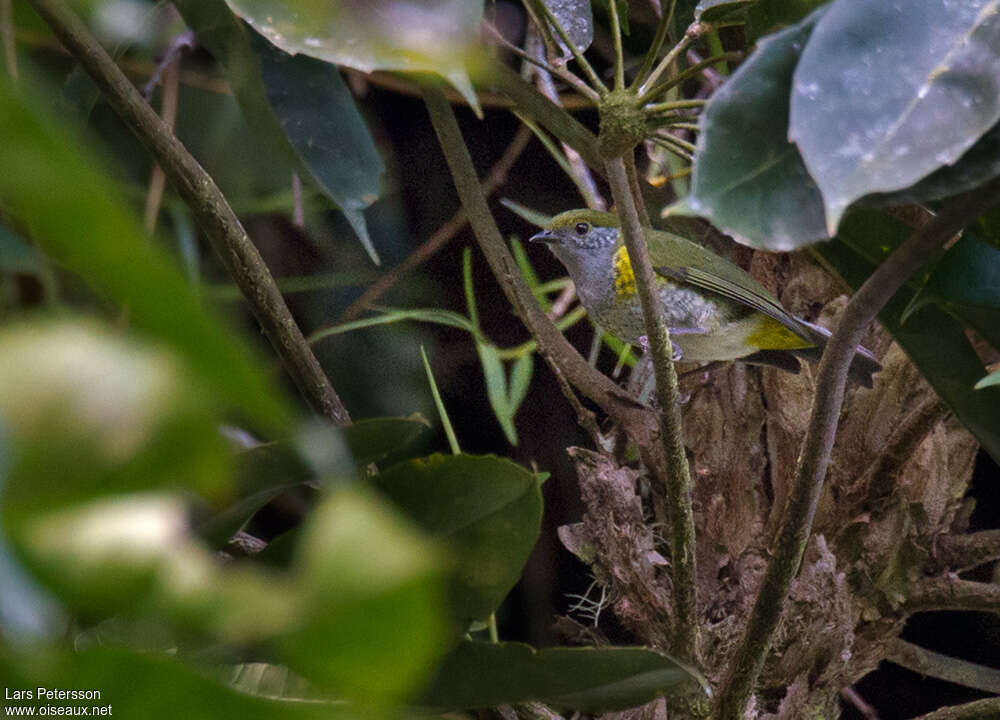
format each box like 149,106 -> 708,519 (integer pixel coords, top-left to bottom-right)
612,246 -> 636,297
746,315 -> 815,350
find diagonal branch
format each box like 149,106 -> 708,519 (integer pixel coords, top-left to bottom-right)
905,576 -> 1000,616
885,638 -> 1000,694
935,530 -> 1000,572
605,155 -> 697,663
28,0 -> 351,426
714,177 -> 1000,720
910,698 -> 1000,720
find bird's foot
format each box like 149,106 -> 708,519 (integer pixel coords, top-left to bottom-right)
637,334 -> 683,362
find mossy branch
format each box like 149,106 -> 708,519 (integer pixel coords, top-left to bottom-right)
885,638 -> 1000,694
28,0 -> 351,425
713,176 -> 1000,720
605,156 -> 698,663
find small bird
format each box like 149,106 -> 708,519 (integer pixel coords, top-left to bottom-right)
531,209 -> 880,387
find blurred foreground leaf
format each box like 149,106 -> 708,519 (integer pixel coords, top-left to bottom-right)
0,80 -> 289,430
423,640 -> 705,711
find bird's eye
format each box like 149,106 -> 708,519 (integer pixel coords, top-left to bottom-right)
574,222 -> 590,236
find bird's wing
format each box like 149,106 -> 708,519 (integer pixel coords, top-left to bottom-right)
646,228 -> 818,341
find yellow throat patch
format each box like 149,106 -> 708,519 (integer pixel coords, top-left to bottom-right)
612,246 -> 636,297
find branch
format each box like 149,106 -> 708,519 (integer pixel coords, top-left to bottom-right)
489,62 -> 604,174
885,638 -> 1000,694
909,698 -> 1000,720
605,156 -> 697,662
905,576 -> 1000,616
339,124 -> 533,322
714,178 -> 1000,720
936,530 -> 1000,572
420,83 -> 665,470
28,0 -> 351,426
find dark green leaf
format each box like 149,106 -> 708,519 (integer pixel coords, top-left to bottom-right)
695,0 -> 757,23
745,0 -> 826,41
308,307 -> 477,345
0,81 -> 290,430
508,353 -> 535,417
679,8 -> 828,250
251,32 -> 384,263
819,210 -> 1000,463
902,233 -> 1000,348
479,343 -> 517,445
371,454 -> 543,624
173,0 -> 384,261
344,415 -> 433,466
223,0 -> 484,111
422,640 -> 705,712
790,0 -> 1000,234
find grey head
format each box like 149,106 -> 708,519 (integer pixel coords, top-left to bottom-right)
529,211 -> 622,300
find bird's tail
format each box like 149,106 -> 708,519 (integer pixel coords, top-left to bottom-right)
793,319 -> 881,388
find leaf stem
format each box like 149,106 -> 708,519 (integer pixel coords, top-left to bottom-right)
641,53 -> 740,102
631,0 -> 676,91
713,176 -> 1000,720
605,156 -> 698,664
637,22 -> 708,99
645,98 -> 708,113
608,0 -> 625,91
27,0 -> 352,425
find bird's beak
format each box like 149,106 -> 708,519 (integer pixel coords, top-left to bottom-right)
530,230 -> 559,244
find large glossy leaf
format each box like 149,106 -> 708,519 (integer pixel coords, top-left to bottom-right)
422,640 -> 705,711
745,0 -> 826,41
790,0 -> 1000,234
172,0 -> 384,262
0,647 -> 350,720
818,211 -> 1000,464
0,80 -> 290,430
678,8 -> 828,250
695,0 -> 757,23
371,454 -> 543,624
223,0 -> 484,111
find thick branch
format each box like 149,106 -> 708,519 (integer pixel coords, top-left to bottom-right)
714,178 -> 1000,720
885,638 -> 1000,694
29,0 -> 350,426
906,576 -> 1000,616
935,530 -> 1000,572
910,698 -> 1000,720
605,156 -> 697,662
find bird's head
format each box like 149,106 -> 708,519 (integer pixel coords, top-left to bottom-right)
530,210 -> 623,283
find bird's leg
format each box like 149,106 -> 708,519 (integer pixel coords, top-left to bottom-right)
636,327 -> 704,403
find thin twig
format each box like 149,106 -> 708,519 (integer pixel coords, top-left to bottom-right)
714,176 -> 1000,720
909,698 -> 1000,720
605,156 -> 697,663
623,150 -> 650,227
840,687 -> 880,720
638,22 -> 708,99
143,57 -> 181,233
631,0 -> 677,90
290,172 -> 304,228
28,0 -> 352,426
645,98 -> 708,113
339,124 -> 533,322
608,0 -> 625,91
641,52 -> 741,102
885,638 -> 1000,694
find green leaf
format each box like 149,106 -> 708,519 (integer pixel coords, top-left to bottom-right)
344,415 -> 433,466
745,0 -> 826,41
251,32 -> 385,263
309,307 -> 477,345
789,0 -> 1000,234
508,353 -> 535,417
283,487 -> 447,702
422,640 -> 705,711
976,368 -> 1000,390
0,80 -> 290,430
478,343 -> 518,445
818,210 -> 1000,464
0,321 -> 229,526
901,233 -> 1000,348
679,8 -> 829,250
173,0 -> 385,261
695,0 -> 757,23
500,198 -> 553,228
371,454 -> 543,624
0,647 -> 349,720
223,0 -> 485,113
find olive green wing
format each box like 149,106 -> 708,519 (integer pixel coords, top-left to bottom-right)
645,229 -> 817,342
